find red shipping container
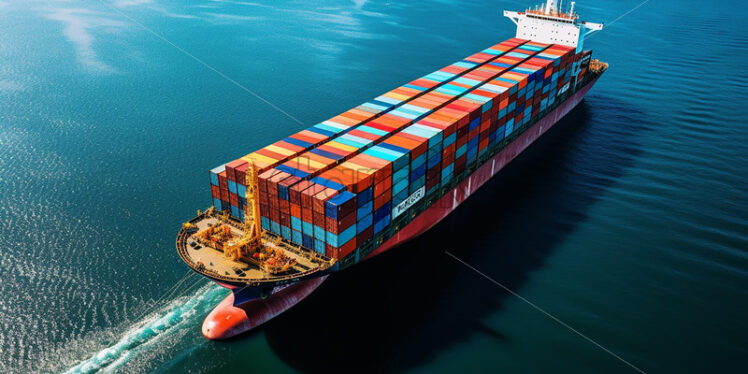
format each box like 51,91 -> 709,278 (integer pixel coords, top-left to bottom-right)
454,155 -> 467,175
410,141 -> 429,160
302,207 -> 313,223
374,177 -> 392,197
258,169 -> 279,194
479,118 -> 491,132
220,188 -> 229,202
235,162 -> 249,186
290,203 -> 301,218
455,112 -> 472,131
352,171 -> 375,194
426,166 -> 440,182
280,199 -> 290,214
456,134 -> 467,149
280,211 -> 291,227
443,150 -> 455,165
497,98 -> 508,111
468,127 -> 479,141
211,185 -> 220,199
225,164 -> 236,182
229,192 -> 238,207
289,180 -> 312,205
218,171 -> 228,190
313,211 -> 326,229
301,183 -> 326,208
259,180 -> 267,196
373,163 -> 392,185
456,121 -> 469,136
499,90 -> 510,104
442,143 -> 455,159
339,238 -> 357,259
325,244 -> 338,260
426,175 -> 440,190
225,159 -> 246,182
373,189 -> 391,210
489,114 -> 499,132
270,208 -> 280,223
357,225 -> 373,245
325,211 -> 356,235
468,106 -> 481,121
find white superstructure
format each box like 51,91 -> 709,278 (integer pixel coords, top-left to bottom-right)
504,0 -> 603,53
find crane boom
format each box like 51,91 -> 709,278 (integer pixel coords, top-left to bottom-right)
224,162 -> 264,260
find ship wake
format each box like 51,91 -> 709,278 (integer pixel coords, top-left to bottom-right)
62,283 -> 226,374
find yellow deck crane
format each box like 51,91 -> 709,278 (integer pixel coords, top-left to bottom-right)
224,162 -> 264,260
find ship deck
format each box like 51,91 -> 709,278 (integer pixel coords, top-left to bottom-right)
177,213 -> 333,287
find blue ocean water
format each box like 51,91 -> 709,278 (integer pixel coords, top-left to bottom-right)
1,0 -> 746,373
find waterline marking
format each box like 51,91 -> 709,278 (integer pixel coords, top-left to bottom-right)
97,0 -> 306,126
444,250 -> 647,374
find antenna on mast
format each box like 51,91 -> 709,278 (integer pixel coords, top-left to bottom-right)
544,0 -> 557,14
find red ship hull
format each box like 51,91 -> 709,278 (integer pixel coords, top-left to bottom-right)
202,275 -> 328,339
202,77 -> 598,340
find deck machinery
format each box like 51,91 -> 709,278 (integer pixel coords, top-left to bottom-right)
176,163 -> 333,299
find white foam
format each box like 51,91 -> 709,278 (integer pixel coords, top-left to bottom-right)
63,284 -> 224,374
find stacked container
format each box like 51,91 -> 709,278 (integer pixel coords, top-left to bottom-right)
258,38 -> 529,257
209,38 -> 582,264
211,38 -> 521,224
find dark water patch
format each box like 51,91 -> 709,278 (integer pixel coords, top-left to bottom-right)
257,98 -> 649,373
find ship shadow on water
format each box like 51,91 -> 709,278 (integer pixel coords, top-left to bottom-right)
258,96 -> 648,373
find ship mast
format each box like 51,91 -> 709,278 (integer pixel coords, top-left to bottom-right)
244,162 -> 263,248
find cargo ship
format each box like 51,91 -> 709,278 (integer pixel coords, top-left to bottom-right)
176,0 -> 607,340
